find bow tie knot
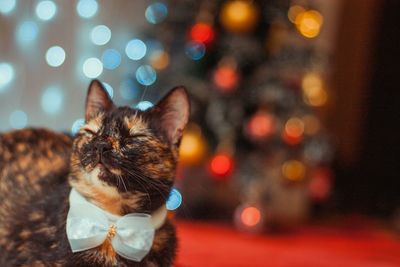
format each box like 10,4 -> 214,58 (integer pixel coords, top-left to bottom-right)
66,189 -> 158,262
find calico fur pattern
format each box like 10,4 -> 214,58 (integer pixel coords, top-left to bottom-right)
0,81 -> 189,267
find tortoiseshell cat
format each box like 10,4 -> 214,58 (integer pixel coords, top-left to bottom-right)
0,80 -> 190,266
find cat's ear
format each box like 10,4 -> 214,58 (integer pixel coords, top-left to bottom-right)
153,86 -> 190,146
85,80 -> 114,121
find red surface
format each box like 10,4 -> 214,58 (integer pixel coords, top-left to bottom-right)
175,220 -> 400,267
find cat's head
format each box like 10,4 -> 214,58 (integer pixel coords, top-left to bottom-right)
69,80 -> 189,215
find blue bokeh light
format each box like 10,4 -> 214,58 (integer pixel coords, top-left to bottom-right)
145,2 -> 168,24
125,39 -> 147,61
136,65 -> 156,86
82,58 -> 103,78
102,82 -> 114,99
45,46 -> 66,67
135,101 -> 154,111
9,110 -> 28,129
36,0 -> 57,21
120,79 -> 138,101
0,62 -> 15,92
76,0 -> 98,18
185,41 -> 206,60
101,49 -> 121,70
166,188 -> 182,211
41,86 -> 64,114
71,118 -> 85,135
16,21 -> 39,44
91,25 -> 111,46
0,0 -> 16,14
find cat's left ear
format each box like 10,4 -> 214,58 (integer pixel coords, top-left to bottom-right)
85,80 -> 114,121
152,86 -> 190,146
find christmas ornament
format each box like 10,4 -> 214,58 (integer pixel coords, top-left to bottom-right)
220,0 -> 259,33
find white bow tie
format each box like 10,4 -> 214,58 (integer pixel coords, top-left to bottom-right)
66,189 -> 167,262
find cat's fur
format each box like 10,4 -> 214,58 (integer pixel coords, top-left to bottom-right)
0,80 -> 190,267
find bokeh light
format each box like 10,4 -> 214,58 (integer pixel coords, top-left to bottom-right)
246,111 -> 275,140
166,188 -> 182,211
135,101 -> 153,111
185,41 -> 206,60
145,2 -> 168,24
0,0 -> 16,14
101,49 -> 121,70
35,0 -> 57,21
102,82 -> 114,99
234,204 -> 264,233
120,79 -> 139,100
288,5 -> 305,23
136,65 -> 157,86
45,46 -> 66,67
149,50 -> 170,70
9,110 -> 28,129
283,117 -> 304,145
179,127 -> 206,165
82,57 -> 103,78
209,153 -> 234,179
41,86 -> 64,114
309,168 -> 332,202
220,0 -> 259,33
282,160 -> 306,182
190,23 -> 214,44
125,39 -> 147,60
213,66 -> 238,92
16,21 -> 39,45
76,0 -> 98,18
302,72 -> 328,107
71,118 -> 85,135
90,25 -> 111,46
295,10 -> 323,38
241,206 -> 261,227
0,62 -> 15,92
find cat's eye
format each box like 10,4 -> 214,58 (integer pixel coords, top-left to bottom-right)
81,128 -> 97,137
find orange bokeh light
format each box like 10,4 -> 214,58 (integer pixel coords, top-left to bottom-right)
247,112 -> 275,140
241,206 -> 261,227
213,66 -> 238,92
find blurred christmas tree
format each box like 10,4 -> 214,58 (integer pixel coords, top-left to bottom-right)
143,0 -> 333,232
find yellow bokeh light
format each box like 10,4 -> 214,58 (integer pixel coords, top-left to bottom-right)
179,129 -> 206,165
150,50 -> 170,70
295,10 -> 323,38
282,160 -> 306,181
288,5 -> 305,23
302,72 -> 328,107
220,0 -> 259,33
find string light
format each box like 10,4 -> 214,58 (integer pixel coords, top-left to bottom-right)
82,58 -> 103,78
76,0 -> 98,18
209,153 -> 234,179
185,41 -> 206,60
136,65 -> 157,86
36,0 -> 57,21
41,86 -> 64,115
0,0 -> 16,14
166,188 -> 182,211
295,10 -> 323,38
282,160 -> 306,182
135,101 -> 154,111
0,62 -> 15,92
102,82 -> 114,99
71,118 -> 85,135
145,2 -> 168,24
189,23 -> 214,45
9,110 -> 28,129
125,39 -> 147,60
90,25 -> 111,46
101,49 -> 121,70
45,46 -> 66,67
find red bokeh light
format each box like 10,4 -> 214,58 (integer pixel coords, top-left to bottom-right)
247,112 -> 275,140
213,66 -> 238,92
241,206 -> 261,227
209,154 -> 234,179
190,23 -> 215,44
309,168 -> 332,202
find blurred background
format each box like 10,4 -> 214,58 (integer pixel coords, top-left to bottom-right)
1,0 -> 399,266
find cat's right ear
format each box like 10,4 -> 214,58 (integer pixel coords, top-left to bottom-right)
85,80 -> 114,121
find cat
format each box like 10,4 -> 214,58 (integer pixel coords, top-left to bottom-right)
0,80 -> 190,267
